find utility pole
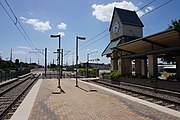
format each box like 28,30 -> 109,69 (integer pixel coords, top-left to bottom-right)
64,51 -> 70,66
38,58 -> 39,66
10,48 -> 12,61
72,51 -> 74,66
72,51 -> 74,72
30,57 -> 31,64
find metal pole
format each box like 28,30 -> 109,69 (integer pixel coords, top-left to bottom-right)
61,49 -> 63,79
86,54 -> 89,78
45,48 -> 47,77
58,35 -> 61,89
76,36 -> 78,87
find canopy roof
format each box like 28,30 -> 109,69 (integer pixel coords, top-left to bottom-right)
114,29 -> 180,59
102,39 -> 121,56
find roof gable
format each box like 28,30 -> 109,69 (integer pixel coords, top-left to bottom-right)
109,7 -> 144,31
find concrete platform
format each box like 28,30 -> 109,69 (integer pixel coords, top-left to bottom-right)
11,78 -> 180,120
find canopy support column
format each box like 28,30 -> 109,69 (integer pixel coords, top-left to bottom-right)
148,54 -> 158,78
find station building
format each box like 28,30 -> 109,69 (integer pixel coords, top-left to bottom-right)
102,7 -> 180,80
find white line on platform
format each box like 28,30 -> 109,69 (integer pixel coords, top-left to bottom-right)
80,80 -> 180,118
10,79 -> 43,120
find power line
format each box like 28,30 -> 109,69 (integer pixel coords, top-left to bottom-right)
0,1 -> 35,50
1,0 -> 45,56
4,0 -> 39,52
50,0 -> 173,65
2,0 -> 173,57
78,0 -> 157,49
136,0 -> 156,12
141,0 -> 174,17
78,0 -> 173,51
79,28 -> 108,47
80,33 -> 110,51
37,0 -> 159,56
68,0 -> 159,54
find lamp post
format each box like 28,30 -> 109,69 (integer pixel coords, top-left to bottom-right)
86,51 -> 98,78
76,36 -> 86,87
50,34 -> 61,90
61,49 -> 63,79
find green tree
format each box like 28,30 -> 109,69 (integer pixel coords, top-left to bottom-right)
160,19 -> 180,64
168,19 -> 180,31
160,55 -> 176,64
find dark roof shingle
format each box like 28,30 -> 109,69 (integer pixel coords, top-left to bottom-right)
109,7 -> 144,30
116,8 -> 144,27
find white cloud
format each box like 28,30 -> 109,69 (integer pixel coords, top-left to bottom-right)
58,22 -> 67,30
17,46 -> 30,50
20,17 -> 52,32
13,51 -> 26,55
19,16 -> 26,21
57,32 -> 65,37
92,1 -> 154,22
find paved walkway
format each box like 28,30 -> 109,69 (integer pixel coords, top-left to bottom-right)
12,78 -> 180,120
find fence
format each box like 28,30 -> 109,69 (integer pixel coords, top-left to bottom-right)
0,69 -> 30,83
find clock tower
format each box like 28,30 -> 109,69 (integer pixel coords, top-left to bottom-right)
102,7 -> 144,71
109,7 -> 144,43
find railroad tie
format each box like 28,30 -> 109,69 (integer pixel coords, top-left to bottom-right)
165,104 -> 175,108
154,101 -> 163,104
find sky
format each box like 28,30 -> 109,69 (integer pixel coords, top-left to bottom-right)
0,0 -> 179,66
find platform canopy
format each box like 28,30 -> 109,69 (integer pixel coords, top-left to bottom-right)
102,39 -> 121,56
113,28 -> 180,59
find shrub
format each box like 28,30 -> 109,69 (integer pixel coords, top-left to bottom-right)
79,68 -> 86,74
101,72 -> 111,76
89,69 -> 95,75
109,71 -> 121,81
4,68 -> 10,73
148,75 -> 156,83
79,69 -> 96,77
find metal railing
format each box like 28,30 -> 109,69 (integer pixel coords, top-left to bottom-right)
0,70 -> 30,83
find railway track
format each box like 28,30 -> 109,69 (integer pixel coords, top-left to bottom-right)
0,73 -> 40,120
90,80 -> 180,112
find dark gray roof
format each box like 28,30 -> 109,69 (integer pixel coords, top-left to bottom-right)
102,39 -> 121,56
109,8 -> 144,30
117,8 -> 144,27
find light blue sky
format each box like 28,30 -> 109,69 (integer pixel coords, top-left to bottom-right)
0,0 -> 179,65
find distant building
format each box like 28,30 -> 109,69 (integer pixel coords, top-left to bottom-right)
80,63 -> 110,70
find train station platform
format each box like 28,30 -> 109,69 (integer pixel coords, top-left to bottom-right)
11,78 -> 180,120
